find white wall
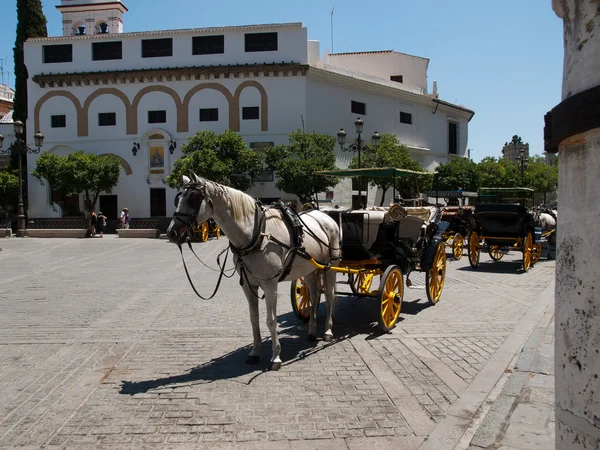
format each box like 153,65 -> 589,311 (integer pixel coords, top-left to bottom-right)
327,52 -> 429,93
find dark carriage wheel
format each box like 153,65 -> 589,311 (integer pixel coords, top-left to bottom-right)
349,270 -> 379,297
426,243 -> 447,305
522,232 -> 534,272
489,245 -> 504,261
290,278 -> 311,322
452,233 -> 464,260
377,265 -> 404,333
468,231 -> 481,269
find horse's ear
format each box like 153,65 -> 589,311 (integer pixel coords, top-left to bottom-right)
192,172 -> 202,185
182,175 -> 191,186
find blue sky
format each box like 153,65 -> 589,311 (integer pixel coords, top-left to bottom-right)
0,0 -> 563,161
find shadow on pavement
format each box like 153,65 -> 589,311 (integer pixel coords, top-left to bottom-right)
456,260 -> 533,275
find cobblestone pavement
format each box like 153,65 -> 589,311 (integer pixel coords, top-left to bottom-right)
0,236 -> 555,449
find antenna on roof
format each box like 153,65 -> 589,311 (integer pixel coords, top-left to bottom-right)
330,6 -> 335,53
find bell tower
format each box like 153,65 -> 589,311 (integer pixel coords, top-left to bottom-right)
56,0 -> 128,37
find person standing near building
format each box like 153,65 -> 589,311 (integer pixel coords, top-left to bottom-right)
120,208 -> 130,229
97,212 -> 107,238
90,211 -> 98,236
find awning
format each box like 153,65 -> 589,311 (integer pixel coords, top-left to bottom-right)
426,190 -> 478,198
316,167 -> 435,178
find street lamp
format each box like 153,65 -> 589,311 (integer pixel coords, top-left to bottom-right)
337,118 -> 380,208
516,147 -> 529,186
0,120 -> 44,237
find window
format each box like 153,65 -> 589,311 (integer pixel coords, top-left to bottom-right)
142,38 -> 173,58
242,106 -> 260,120
193,35 -> 224,55
199,108 -> 219,122
351,101 -> 366,115
448,121 -> 459,155
148,110 -> 167,124
43,44 -> 73,63
51,115 -> 66,128
250,142 -> 275,182
92,41 -> 122,61
400,112 -> 412,125
390,75 -> 403,83
98,112 -> 116,126
245,32 -> 278,52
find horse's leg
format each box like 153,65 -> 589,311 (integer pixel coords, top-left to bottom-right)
263,281 -> 282,370
305,272 -> 321,342
323,269 -> 337,342
242,282 -> 261,364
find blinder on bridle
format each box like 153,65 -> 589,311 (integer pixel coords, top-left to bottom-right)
172,185 -> 211,236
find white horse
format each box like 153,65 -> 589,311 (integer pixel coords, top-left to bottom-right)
167,174 -> 341,370
534,208 -> 557,259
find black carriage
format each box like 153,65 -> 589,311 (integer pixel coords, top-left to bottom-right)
468,188 -> 540,271
291,168 -> 448,332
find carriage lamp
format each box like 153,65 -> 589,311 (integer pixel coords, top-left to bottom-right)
169,139 -> 177,155
389,204 -> 407,221
0,120 -> 44,237
132,142 -> 140,156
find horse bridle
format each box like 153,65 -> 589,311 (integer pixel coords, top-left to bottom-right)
172,185 -> 212,237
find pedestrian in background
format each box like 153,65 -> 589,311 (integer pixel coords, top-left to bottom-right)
97,212 -> 107,238
90,211 -> 98,236
120,208 -> 130,229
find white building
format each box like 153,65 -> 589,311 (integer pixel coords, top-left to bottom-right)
23,0 -> 474,222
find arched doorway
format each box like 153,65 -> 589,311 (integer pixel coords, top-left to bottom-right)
142,129 -> 172,217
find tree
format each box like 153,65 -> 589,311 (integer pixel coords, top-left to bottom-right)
477,156 -> 520,188
265,130 -> 339,203
32,151 -> 121,233
14,0 -> 48,141
166,130 -> 263,191
525,155 -> 559,204
0,167 -> 19,226
435,157 -> 479,192
505,135 -> 524,146
348,134 -> 424,205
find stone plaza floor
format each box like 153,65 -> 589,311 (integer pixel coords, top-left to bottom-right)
0,236 -> 556,449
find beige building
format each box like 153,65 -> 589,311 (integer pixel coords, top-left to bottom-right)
501,141 -> 529,163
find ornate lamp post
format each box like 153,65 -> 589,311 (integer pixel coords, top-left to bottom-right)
0,120 -> 44,237
516,147 -> 529,186
337,118 -> 380,207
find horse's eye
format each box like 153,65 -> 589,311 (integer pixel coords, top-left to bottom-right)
174,192 -> 182,207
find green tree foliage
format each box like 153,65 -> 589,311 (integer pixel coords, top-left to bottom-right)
166,130 -> 263,191
32,151 -> 121,226
505,135 -> 524,146
14,0 -> 48,139
348,134 -> 426,205
435,157 -> 479,191
525,155 -> 559,203
265,130 -> 339,203
477,157 -> 520,188
0,167 -> 19,225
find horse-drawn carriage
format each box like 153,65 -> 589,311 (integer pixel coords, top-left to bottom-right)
191,218 -> 221,242
468,188 -> 541,272
291,168 -> 447,332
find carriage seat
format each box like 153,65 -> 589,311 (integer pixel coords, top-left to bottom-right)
397,206 -> 437,242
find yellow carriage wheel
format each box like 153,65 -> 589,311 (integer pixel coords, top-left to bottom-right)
522,232 -> 533,272
426,243 -> 446,305
489,245 -> 504,261
350,270 -> 379,297
377,265 -> 404,332
200,222 -> 209,242
214,225 -> 221,239
452,233 -> 464,260
532,242 -> 542,265
290,278 -> 311,322
468,231 -> 480,269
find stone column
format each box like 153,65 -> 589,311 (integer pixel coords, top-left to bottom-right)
552,1 -> 600,449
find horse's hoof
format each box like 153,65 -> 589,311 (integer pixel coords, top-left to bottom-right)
268,361 -> 282,371
246,355 -> 260,365
323,334 -> 333,342
307,334 -> 317,342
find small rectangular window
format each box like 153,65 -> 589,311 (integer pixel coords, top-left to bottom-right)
92,41 -> 122,61
43,44 -> 73,63
142,38 -> 173,58
245,32 -> 278,52
400,112 -> 412,125
351,101 -> 366,115
98,112 -> 116,126
242,106 -> 260,120
148,110 -> 167,124
51,115 -> 66,128
199,108 -> 219,122
449,122 -> 459,154
193,35 -> 224,55
390,75 -> 403,83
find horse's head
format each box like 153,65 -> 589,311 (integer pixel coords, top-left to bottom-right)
167,173 -> 213,245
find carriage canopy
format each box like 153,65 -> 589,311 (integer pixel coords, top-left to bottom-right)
316,167 -> 435,178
